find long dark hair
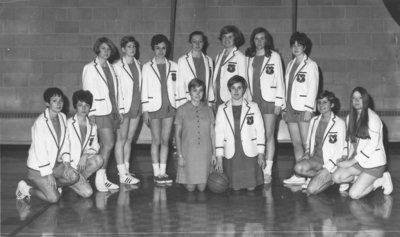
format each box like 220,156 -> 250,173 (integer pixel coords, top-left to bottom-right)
245,27 -> 274,57
347,87 -> 370,142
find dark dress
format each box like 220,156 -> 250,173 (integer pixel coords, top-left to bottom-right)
252,56 -> 275,114
126,62 -> 141,119
223,105 -> 263,189
149,63 -> 175,119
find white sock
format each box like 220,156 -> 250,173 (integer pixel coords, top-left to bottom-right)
373,177 -> 383,190
152,163 -> 160,177
96,169 -> 106,182
264,160 -> 273,175
159,163 -> 167,175
125,162 -> 130,172
117,164 -> 127,176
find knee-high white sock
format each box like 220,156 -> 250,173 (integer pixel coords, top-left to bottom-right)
117,164 -> 127,176
152,163 -> 160,177
96,169 -> 106,183
125,162 -> 130,172
264,160 -> 273,175
159,163 -> 167,175
373,177 -> 383,190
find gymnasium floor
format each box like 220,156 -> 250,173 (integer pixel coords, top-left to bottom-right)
1,144 -> 399,236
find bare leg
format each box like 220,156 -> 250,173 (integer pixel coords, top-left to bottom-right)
197,184 -> 207,192
263,114 -> 277,162
124,118 -> 141,166
98,128 -> 115,169
115,117 -> 130,165
185,184 -> 196,192
298,122 -> 310,150
81,154 -> 103,179
295,159 -> 323,177
349,172 -> 378,199
150,119 -> 162,164
287,122 -> 304,161
160,117 -> 173,165
307,169 -> 333,195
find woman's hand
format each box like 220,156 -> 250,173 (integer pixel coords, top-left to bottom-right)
46,174 -> 57,189
211,154 -> 217,166
88,116 -> 96,126
274,106 -> 281,116
178,155 -> 185,167
119,114 -> 124,123
257,154 -> 265,169
304,111 -> 312,122
215,156 -> 223,173
77,154 -> 88,173
142,112 -> 150,127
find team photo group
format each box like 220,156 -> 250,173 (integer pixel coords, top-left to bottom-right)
15,24 -> 394,204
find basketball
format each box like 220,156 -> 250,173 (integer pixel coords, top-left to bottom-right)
207,172 -> 229,193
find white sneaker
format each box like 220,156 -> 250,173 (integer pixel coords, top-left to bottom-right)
95,173 -> 108,192
58,187 -> 63,195
158,174 -> 173,184
119,173 -> 140,185
302,178 -> 310,189
16,180 -> 31,200
382,172 -> 393,195
104,179 -> 119,190
283,174 -> 306,184
339,183 -> 350,192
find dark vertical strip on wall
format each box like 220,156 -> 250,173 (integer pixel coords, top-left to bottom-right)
169,0 -> 178,60
292,0 -> 297,33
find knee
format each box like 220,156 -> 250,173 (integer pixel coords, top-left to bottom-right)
94,155 -> 104,169
185,185 -> 196,192
307,185 -> 319,195
102,141 -> 114,151
46,192 -> 60,203
349,188 -> 362,200
332,173 -> 341,184
80,187 -> 93,198
265,131 -> 274,142
294,163 -> 305,175
160,138 -> 169,147
152,137 -> 161,146
66,168 -> 80,184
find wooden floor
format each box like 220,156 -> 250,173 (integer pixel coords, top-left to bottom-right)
1,144 -> 399,236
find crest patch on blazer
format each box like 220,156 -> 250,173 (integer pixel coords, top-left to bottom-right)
247,116 -> 254,125
89,136 -> 94,146
266,65 -> 274,75
296,73 -> 306,83
227,63 -> 236,73
171,72 -> 176,81
328,134 -> 337,144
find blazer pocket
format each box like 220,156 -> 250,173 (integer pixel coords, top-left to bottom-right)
299,95 -> 306,97
95,98 -> 105,101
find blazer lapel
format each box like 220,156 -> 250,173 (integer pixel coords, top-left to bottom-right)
240,99 -> 251,131
165,59 -> 171,80
260,55 -> 271,77
221,47 -> 237,66
322,113 -> 336,144
122,57 -> 134,81
186,52 -> 196,79
58,113 -> 67,150
246,57 -> 254,96
72,115 -> 82,145
94,58 -> 108,86
81,117 -> 93,152
150,58 -> 161,82
44,109 -> 59,148
293,56 -> 308,79
223,101 -> 235,136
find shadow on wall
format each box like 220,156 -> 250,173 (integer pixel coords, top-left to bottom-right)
383,0 -> 400,26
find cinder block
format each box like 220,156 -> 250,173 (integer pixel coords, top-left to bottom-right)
321,33 -> 346,45
345,59 -> 371,72
0,8 -> 42,21
93,8 -> 118,19
333,0 -> 357,5
55,21 -> 79,33
320,6 -> 345,18
255,0 -> 282,6
233,0 -> 257,6
142,8 -> 170,21
207,0 -> 233,7
254,7 -> 291,19
297,19 -> 321,32
29,20 -> 55,34
219,7 -> 253,19
307,0 -> 332,6
370,60 -> 397,72
317,58 -> 348,72
3,20 -> 29,34
346,33 -> 372,46
62,35 -> 93,47
4,48 -> 29,60
372,6 -> 393,19
321,19 -> 358,32
104,0 -> 129,7
181,0 -> 206,8
67,8 -> 93,20
28,73 -> 52,87
345,6 -> 372,18
55,47 -> 92,61
130,0 -> 156,7
357,19 -> 384,33
30,48 -> 55,60
30,0 -> 79,7
135,21 -> 156,34
1,61 -> 42,73
384,19 -> 400,32
117,7 -> 143,20
42,8 -> 68,21
205,7 -> 220,19
298,6 -> 321,19
3,73 -> 29,87
176,21 -> 205,34
54,73 -> 80,86
79,20 -> 104,33
78,0 -> 104,7
104,20 -> 131,34
356,0 -> 381,5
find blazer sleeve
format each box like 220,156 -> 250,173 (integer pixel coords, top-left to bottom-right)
304,62 -> 319,112
113,64 -> 126,114
304,118 -> 315,155
176,58 -> 188,107
354,115 -> 382,164
253,103 -> 266,154
82,65 -> 98,116
60,128 -> 71,163
141,65 -> 150,112
274,55 -> 285,108
215,106 -> 226,157
32,120 -> 53,176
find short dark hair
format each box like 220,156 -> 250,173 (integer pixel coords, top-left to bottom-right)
120,35 -> 139,59
227,75 -> 247,92
43,87 -> 64,103
218,25 -> 244,48
245,27 -> 274,57
72,90 -> 93,109
188,31 -> 209,53
317,90 -> 336,104
92,37 -> 119,63
188,78 -> 206,101
151,34 -> 170,51
290,31 -> 312,56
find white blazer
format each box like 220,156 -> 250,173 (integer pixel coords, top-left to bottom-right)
284,56 -> 319,112
213,47 -> 247,103
215,99 -> 265,159
347,109 -> 387,168
82,57 -> 122,116
246,50 -> 285,107
27,109 -> 69,176
141,58 -> 178,112
305,113 -> 347,173
176,51 -> 214,107
113,57 -> 142,114
67,115 -> 100,170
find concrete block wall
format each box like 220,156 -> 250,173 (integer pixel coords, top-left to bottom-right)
1,0 -> 399,143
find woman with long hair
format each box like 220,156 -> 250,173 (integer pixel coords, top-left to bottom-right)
245,27 -> 285,183
332,87 -> 393,199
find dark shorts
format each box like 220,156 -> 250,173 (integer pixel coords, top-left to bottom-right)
149,105 -> 175,119
284,106 -> 307,123
257,101 -> 275,115
353,163 -> 386,178
95,114 -> 120,129
123,108 -> 141,120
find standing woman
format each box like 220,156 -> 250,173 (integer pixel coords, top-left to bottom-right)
141,34 -> 178,184
215,75 -> 265,191
332,87 -> 393,199
113,35 -> 141,185
175,79 -> 216,192
213,25 -> 247,108
245,27 -> 285,183
176,31 -> 214,107
82,37 -> 121,192
282,32 -> 319,185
